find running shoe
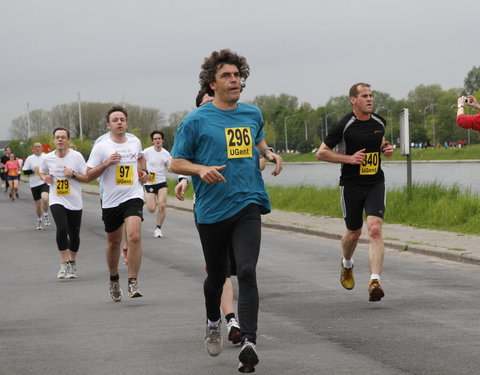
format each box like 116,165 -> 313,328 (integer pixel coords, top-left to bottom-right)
227,318 -> 242,345
340,261 -> 355,290
57,263 -> 68,279
43,216 -> 50,226
204,322 -> 223,357
15,192 -> 19,198
153,228 -> 163,238
368,279 -> 385,302
36,220 -> 42,230
66,262 -> 77,279
128,279 -> 143,298
238,339 -> 259,373
109,279 -> 123,302
122,247 -> 128,265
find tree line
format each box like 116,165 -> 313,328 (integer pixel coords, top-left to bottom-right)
7,66 -> 480,158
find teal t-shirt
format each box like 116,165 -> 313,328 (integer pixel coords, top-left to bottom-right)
171,102 -> 271,224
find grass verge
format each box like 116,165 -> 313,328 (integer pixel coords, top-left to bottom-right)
167,179 -> 480,236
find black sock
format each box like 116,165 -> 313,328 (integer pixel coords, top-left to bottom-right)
156,225 -> 161,229
225,313 -> 236,323
128,278 -> 136,284
110,274 -> 119,282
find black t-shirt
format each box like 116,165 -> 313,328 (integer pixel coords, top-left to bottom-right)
324,112 -> 386,186
0,155 -> 8,173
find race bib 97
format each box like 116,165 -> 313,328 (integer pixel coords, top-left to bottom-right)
56,178 -> 70,195
116,165 -> 134,185
360,152 -> 379,175
225,127 -> 252,159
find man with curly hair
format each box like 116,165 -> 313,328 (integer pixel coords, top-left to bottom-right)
171,49 -> 283,373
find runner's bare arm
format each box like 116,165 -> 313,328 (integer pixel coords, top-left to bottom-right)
316,142 -> 365,165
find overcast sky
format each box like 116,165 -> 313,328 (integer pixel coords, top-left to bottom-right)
1,0 -> 478,140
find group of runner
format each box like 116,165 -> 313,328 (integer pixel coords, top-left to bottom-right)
3,48 -> 427,373
167,49 -> 396,373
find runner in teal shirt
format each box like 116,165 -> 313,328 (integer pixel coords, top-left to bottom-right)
171,101 -> 270,224
170,49 -> 283,373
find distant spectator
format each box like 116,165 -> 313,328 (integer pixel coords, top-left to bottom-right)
456,95 -> 480,130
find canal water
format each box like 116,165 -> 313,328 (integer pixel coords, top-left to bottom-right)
261,161 -> 480,193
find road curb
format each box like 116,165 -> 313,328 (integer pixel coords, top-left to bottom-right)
82,183 -> 480,268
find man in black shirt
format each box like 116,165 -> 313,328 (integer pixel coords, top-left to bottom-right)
316,82 -> 394,302
1,146 -> 11,192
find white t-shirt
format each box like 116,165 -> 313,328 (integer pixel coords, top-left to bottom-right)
87,136 -> 144,208
94,132 -> 137,197
40,150 -> 87,210
23,153 -> 46,188
143,146 -> 172,185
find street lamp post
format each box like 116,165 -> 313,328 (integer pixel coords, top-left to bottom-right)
26,102 -> 30,139
77,93 -> 83,139
423,104 -> 430,129
431,103 -> 438,147
284,114 -> 298,152
424,104 -> 438,146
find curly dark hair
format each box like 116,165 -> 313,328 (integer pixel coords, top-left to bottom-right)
199,49 -> 250,97
106,105 -> 128,123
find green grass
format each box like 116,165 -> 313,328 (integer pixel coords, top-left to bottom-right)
282,144 -> 480,162
167,179 -> 480,236
387,183 -> 480,234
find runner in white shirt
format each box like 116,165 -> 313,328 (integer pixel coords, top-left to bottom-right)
23,142 -> 51,230
40,128 -> 88,280
94,131 -> 136,265
143,130 -> 172,238
86,105 -> 150,302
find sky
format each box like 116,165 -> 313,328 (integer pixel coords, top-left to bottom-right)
1,0 -> 478,140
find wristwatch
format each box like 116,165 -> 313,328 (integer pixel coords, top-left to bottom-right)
71,171 -> 77,178
262,147 -> 274,157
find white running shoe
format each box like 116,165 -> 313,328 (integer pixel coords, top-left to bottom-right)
36,220 -> 42,230
43,216 -> 50,226
204,322 -> 223,357
153,228 -> 163,238
57,263 -> 68,279
66,262 -> 77,279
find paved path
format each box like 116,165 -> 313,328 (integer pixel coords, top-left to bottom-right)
3,184 -> 480,374
163,193 -> 480,267
82,182 -> 480,267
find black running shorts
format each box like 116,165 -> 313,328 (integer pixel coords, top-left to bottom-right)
102,198 -> 144,233
340,183 -> 385,231
31,183 -> 50,201
144,181 -> 167,195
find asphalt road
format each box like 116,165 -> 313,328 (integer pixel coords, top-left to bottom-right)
1,183 -> 480,375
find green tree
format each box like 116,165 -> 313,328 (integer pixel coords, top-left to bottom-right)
464,66 -> 480,95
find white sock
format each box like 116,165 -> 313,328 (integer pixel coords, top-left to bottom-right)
44,213 -> 49,217
342,258 -> 353,268
370,274 -> 380,281
208,319 -> 221,328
